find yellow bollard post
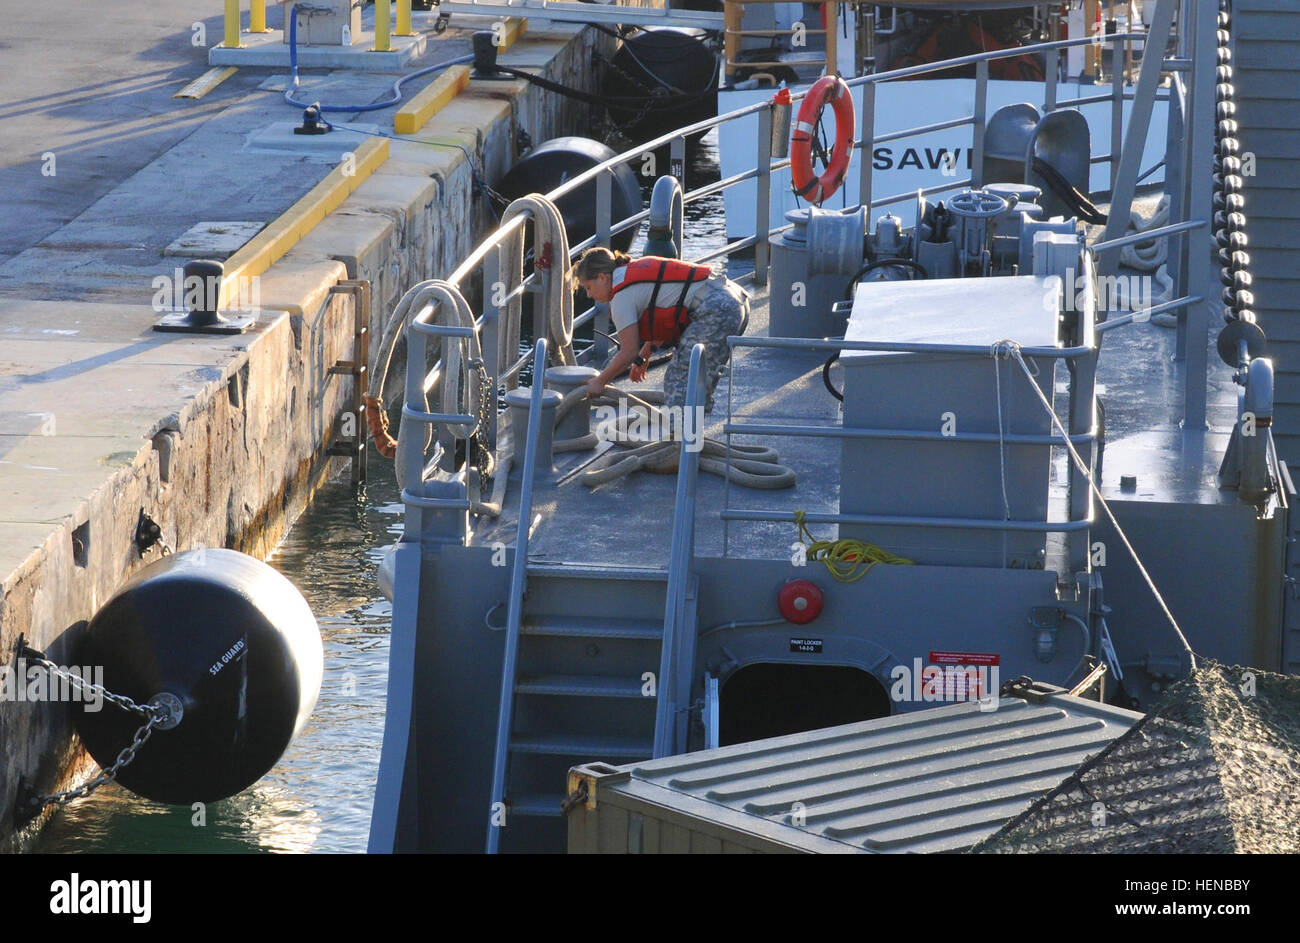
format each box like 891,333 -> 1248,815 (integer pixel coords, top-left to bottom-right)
396,0 -> 413,37
224,0 -> 244,48
374,0 -> 392,52
249,0 -> 270,33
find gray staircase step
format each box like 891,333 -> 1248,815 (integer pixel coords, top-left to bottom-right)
521,615 -> 664,640
508,793 -> 565,818
510,734 -> 654,758
516,674 -> 651,698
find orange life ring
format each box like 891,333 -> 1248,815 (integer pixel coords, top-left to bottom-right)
790,75 -> 855,205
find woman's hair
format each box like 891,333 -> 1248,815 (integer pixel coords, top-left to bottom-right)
572,247 -> 632,282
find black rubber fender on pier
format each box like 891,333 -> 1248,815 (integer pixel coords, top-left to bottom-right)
74,548 -> 322,805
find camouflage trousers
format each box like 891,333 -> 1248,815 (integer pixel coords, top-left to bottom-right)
663,282 -> 748,412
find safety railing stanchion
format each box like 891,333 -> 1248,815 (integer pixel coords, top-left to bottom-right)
402,318 -> 428,540
596,170 -> 612,249
1111,32 -> 1124,190
1044,43 -> 1057,113
754,105 -> 773,286
973,59 -> 988,187
656,343 -> 705,758
487,338 -> 549,854
858,80 -> 875,213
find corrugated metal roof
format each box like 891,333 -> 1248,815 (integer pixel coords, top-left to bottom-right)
590,690 -> 1141,853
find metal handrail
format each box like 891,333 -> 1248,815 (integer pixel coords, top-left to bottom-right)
654,343 -> 706,758
721,509 -> 1094,533
486,337 -> 548,855
400,16 -> 1199,556
411,27 -> 1167,401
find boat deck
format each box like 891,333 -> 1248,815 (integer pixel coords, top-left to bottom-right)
466,208 -> 1240,572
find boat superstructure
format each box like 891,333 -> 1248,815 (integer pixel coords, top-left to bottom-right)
369,0 -> 1294,853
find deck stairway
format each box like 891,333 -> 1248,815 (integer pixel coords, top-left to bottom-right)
495,563 -> 698,838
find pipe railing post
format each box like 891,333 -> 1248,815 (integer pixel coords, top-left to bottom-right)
1044,44 -> 1057,113
396,0 -> 413,36
375,0 -> 392,52
1110,33 -> 1124,191
858,81 -> 875,217
486,337 -> 549,854
594,170 -> 613,359
402,321 -> 428,539
754,104 -> 773,287
223,0 -> 243,48
972,59 -> 988,188
596,169 -> 612,249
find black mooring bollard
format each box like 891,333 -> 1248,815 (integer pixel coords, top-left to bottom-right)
153,258 -> 253,335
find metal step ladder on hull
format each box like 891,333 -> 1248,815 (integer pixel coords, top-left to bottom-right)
488,563 -> 698,851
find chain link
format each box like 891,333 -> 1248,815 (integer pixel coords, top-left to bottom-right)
20,652 -> 171,814
593,50 -> 673,139
27,714 -> 165,813
24,652 -> 160,718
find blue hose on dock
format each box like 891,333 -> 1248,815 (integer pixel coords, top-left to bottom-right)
284,3 -> 473,115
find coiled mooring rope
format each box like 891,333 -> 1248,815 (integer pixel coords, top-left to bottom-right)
575,384 -> 797,490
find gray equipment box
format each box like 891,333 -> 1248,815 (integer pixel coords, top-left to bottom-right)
282,0 -> 360,46
566,686 -> 1139,854
838,275 -> 1063,567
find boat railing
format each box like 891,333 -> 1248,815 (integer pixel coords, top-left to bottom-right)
486,337 -> 549,854
400,5 -> 1211,548
655,343 -> 707,757
719,327 -> 1099,575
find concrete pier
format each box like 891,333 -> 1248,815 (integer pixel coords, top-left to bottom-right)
0,2 -> 640,851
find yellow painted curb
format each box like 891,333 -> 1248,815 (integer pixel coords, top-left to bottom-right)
394,65 -> 471,136
495,17 -> 528,53
174,67 -> 239,100
220,137 -> 389,307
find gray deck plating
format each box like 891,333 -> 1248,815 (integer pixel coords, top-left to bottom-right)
469,235 -> 1240,572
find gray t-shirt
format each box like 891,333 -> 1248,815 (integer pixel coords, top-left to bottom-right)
608,265 -> 735,333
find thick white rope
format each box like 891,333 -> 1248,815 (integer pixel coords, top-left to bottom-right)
500,193 -> 576,369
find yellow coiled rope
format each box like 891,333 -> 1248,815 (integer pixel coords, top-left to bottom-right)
793,509 -> 914,583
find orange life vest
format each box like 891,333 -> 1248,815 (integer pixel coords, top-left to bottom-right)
611,257 -> 713,346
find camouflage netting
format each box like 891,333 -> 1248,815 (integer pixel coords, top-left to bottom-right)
971,662 -> 1300,853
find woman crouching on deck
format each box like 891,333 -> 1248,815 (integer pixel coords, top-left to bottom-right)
573,248 -> 749,413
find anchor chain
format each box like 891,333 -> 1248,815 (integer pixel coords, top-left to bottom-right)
18,648 -> 175,815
